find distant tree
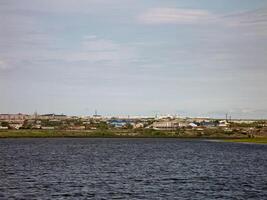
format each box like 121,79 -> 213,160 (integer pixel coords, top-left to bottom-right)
175,127 -> 185,135
1,121 -> 9,127
74,120 -> 83,126
125,123 -> 133,129
97,121 -> 109,130
21,120 -> 32,129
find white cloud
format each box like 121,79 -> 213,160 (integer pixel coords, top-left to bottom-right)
223,8 -> 267,27
2,0 -> 137,15
65,36 -> 136,65
83,35 -> 98,40
82,37 -> 120,52
138,8 -> 214,24
0,59 -> 7,70
137,6 -> 267,31
222,8 -> 267,37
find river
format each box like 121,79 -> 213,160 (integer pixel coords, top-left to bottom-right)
0,138 -> 266,199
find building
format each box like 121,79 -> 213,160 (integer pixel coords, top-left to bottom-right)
200,121 -> 217,127
9,123 -> 23,130
0,126 -> 8,130
41,126 -> 55,130
108,120 -> 127,128
189,122 -> 198,128
219,120 -> 229,127
39,114 -> 67,120
0,113 -> 29,121
152,121 -> 179,130
132,122 -> 144,129
69,126 -> 86,130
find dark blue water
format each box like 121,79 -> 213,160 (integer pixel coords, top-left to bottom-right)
0,138 -> 266,199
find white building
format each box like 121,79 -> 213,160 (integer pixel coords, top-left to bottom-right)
152,121 -> 179,130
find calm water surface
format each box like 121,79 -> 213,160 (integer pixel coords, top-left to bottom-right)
0,138 -> 266,199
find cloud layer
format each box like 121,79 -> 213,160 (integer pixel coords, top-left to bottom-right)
138,8 -> 214,24
0,0 -> 267,118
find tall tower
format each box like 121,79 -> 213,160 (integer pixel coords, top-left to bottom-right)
34,110 -> 38,119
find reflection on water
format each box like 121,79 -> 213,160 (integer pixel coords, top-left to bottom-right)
0,138 -> 267,199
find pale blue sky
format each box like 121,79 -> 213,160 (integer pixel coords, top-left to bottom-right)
1,0 -> 267,118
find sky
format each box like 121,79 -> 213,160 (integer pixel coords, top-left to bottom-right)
0,0 -> 267,118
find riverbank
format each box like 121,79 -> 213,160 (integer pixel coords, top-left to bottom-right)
222,138 -> 267,144
1,129 -> 265,140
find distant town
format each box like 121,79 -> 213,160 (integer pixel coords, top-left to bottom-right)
1,112 -> 267,138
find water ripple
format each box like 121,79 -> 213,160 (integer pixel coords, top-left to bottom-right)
0,138 -> 266,199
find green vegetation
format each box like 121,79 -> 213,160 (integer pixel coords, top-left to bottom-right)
0,129 -> 175,138
1,128 -> 265,139
0,121 -> 9,128
223,138 -> 267,144
0,130 -> 116,138
95,121 -> 109,130
230,121 -> 265,128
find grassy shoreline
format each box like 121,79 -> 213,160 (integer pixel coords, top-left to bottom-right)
222,138 -> 267,144
1,130 -> 267,143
